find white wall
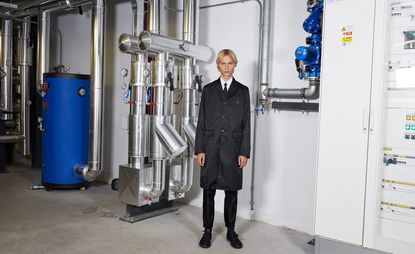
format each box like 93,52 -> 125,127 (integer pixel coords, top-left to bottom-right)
50,0 -> 318,234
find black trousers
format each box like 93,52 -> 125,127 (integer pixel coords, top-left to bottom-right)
203,189 -> 238,230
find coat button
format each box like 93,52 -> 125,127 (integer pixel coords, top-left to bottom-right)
222,115 -> 225,118
221,129 -> 224,133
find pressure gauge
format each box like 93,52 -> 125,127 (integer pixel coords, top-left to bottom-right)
143,68 -> 150,77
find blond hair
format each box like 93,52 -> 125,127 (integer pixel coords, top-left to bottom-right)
216,49 -> 238,66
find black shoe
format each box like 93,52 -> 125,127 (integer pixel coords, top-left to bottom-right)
199,229 -> 212,248
226,229 -> 243,249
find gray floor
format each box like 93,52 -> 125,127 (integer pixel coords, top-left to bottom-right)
0,162 -> 314,254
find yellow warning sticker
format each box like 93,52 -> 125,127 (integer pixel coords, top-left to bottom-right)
341,26 -> 354,46
342,36 -> 353,43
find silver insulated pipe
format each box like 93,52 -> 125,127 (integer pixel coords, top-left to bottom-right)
18,17 -> 32,156
118,32 -> 212,62
128,0 -> 147,169
36,11 -> 50,93
170,0 -> 199,195
1,19 -> 13,121
144,52 -> 187,199
75,0 -> 106,181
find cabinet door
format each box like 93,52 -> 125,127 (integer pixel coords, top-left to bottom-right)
315,0 -> 376,245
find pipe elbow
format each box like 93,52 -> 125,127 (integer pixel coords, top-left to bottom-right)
303,82 -> 319,99
74,163 -> 102,182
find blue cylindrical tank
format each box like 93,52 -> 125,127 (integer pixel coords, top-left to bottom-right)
41,73 -> 90,189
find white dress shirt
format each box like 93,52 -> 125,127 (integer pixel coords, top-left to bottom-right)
220,77 -> 233,90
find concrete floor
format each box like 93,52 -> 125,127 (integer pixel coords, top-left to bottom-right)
0,163 -> 314,254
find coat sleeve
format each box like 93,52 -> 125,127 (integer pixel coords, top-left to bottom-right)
239,87 -> 251,158
194,87 -> 207,155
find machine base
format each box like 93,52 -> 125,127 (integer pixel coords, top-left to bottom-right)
120,200 -> 177,223
42,181 -> 90,190
315,237 -> 390,254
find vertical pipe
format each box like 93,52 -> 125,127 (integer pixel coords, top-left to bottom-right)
183,0 -> 194,43
128,54 -> 147,168
258,0 -> 271,107
129,0 -> 146,169
1,19 -> 13,121
19,17 -> 32,156
36,11 -> 50,93
176,0 -> 198,193
78,0 -> 106,181
148,0 -> 160,34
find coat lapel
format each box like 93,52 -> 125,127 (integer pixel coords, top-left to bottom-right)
225,78 -> 239,101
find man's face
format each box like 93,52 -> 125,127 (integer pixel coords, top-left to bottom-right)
217,55 -> 236,80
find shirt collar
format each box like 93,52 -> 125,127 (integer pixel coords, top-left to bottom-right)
220,77 -> 233,90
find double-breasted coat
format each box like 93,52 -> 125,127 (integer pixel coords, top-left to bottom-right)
195,78 -> 251,191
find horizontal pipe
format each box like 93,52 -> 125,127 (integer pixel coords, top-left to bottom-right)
0,2 -> 17,10
11,0 -> 92,18
119,32 -> 212,62
0,135 -> 24,143
264,80 -> 320,100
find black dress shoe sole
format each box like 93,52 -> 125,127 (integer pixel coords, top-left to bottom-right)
199,243 -> 211,249
226,236 -> 243,249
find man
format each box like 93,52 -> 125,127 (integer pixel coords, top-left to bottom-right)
194,49 -> 251,249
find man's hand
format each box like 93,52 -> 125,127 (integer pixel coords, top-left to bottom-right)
197,153 -> 205,167
238,155 -> 248,169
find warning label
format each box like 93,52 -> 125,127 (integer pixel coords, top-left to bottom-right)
341,26 -> 353,46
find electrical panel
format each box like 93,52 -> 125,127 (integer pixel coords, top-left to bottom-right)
375,1 -> 415,253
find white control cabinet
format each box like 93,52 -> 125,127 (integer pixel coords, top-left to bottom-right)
315,0 -> 415,253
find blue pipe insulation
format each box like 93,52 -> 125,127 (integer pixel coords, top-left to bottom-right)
295,0 -> 323,80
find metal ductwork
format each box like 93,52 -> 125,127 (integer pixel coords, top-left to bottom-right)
118,0 -> 208,211
143,52 -> 187,199
75,0 -> 106,182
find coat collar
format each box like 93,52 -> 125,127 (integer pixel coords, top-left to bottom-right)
214,77 -> 239,101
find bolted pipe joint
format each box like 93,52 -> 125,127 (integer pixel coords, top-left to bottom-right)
259,83 -> 269,107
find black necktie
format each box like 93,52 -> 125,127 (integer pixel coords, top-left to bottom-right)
223,83 -> 228,99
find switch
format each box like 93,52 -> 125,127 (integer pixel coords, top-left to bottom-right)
407,115 -> 412,121
412,135 -> 415,140
413,115 -> 415,121
406,124 -> 411,130
412,125 -> 415,131
405,134 -> 411,139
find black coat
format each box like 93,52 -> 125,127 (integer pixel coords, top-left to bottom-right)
195,78 -> 251,191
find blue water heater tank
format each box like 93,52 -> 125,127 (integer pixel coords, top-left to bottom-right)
41,73 -> 90,189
